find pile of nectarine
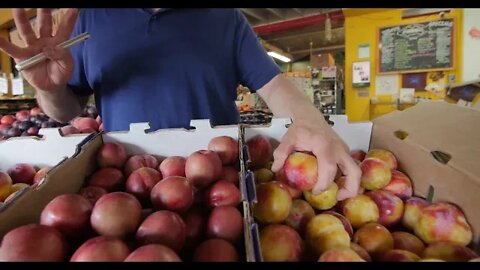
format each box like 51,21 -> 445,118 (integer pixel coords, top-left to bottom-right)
0,105 -> 103,141
0,163 -> 52,204
0,135 -> 244,262
0,107 -> 60,140
247,135 -> 479,262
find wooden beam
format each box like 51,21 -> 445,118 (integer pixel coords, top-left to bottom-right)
266,27 -> 344,42
267,8 -> 284,19
253,10 -> 344,35
293,9 -> 303,16
259,38 -> 293,60
290,44 -> 345,55
240,9 -> 265,22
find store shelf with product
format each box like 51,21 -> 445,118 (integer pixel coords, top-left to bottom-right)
311,66 -> 344,116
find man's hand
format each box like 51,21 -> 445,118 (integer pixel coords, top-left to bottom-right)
0,8 -> 78,92
0,8 -> 87,124
270,117 -> 361,200
257,74 -> 361,200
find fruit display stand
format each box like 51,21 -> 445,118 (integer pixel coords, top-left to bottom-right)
242,102 -> 480,262
0,120 -> 256,261
0,129 -> 90,236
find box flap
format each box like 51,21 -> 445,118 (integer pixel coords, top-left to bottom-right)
244,116 -> 373,152
372,101 -> 480,183
101,120 -> 239,157
0,128 -> 89,171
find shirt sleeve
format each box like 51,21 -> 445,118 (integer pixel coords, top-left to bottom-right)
234,9 -> 281,93
67,10 -> 94,97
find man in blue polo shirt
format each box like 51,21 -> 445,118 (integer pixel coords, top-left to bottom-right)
0,8 -> 360,199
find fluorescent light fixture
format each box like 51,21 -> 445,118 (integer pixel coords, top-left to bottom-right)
267,51 -> 291,63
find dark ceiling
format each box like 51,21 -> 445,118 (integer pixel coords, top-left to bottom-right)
240,8 -> 345,61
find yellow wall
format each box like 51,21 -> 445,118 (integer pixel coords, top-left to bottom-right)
344,9 -> 463,121
0,8 -> 35,28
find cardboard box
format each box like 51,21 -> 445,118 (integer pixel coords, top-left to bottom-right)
242,116 -> 372,261
370,102 -> 480,241
0,129 -> 89,237
242,102 -> 479,261
0,121 -> 256,261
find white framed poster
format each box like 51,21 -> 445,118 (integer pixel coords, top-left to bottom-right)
322,66 -> 337,78
375,74 -> 399,96
353,61 -> 371,87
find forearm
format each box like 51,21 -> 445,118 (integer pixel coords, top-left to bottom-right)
257,74 -> 327,126
36,86 -> 87,124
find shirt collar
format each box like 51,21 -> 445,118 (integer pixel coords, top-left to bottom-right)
141,8 -> 172,15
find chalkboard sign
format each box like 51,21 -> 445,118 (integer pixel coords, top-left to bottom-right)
378,19 -> 454,73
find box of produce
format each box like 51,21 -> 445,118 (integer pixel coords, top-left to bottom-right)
0,128 -> 90,236
242,101 -> 480,262
0,120 -> 254,262
0,104 -> 102,141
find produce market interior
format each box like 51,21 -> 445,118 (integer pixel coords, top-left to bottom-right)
0,8 -> 479,263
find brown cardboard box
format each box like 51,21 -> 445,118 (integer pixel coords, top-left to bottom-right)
0,121 -> 255,261
0,129 -> 89,237
370,101 -> 480,241
243,101 -> 479,260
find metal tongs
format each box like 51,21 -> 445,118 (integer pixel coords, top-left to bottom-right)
15,32 -> 90,72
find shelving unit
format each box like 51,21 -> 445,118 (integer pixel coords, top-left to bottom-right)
0,96 -> 37,115
311,67 -> 343,115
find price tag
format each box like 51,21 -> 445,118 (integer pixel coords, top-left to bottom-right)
0,77 -> 8,94
11,77 -> 24,96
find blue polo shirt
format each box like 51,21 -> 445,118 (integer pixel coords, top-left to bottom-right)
68,8 -> 281,132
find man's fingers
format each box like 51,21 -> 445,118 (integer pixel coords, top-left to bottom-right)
55,9 -> 79,41
13,9 -> 37,46
0,37 -> 26,59
336,153 -> 361,201
312,152 -> 337,195
38,8 -> 53,38
271,138 -> 295,173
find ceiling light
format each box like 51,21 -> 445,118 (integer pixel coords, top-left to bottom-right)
267,51 -> 291,63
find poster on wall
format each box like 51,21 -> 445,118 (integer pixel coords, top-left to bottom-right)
375,74 -> 399,96
402,73 -> 427,92
358,44 -> 370,59
378,19 -> 454,73
0,75 -> 8,94
425,71 -> 447,96
321,66 -> 337,79
352,61 -> 370,87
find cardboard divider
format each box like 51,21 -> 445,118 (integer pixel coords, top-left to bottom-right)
0,127 -> 89,171
0,128 -> 90,236
244,171 -> 257,203
237,127 -> 249,203
250,222 -> 263,261
0,136 -> 99,237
